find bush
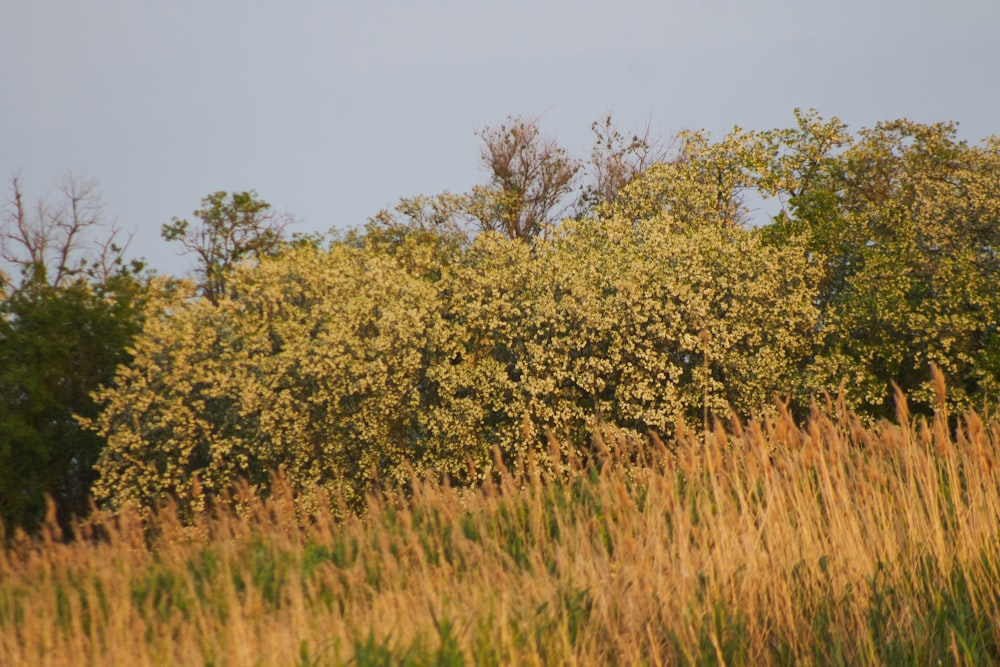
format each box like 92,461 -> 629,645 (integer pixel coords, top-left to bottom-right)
90,217 -> 820,514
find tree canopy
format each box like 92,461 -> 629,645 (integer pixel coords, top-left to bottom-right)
0,177 -> 149,532
5,110 -> 1000,524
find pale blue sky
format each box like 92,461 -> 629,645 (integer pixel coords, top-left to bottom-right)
2,0 -> 997,275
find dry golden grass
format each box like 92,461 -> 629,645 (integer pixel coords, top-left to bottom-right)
4,390 -> 1000,665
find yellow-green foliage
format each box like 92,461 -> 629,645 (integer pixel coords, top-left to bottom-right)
9,398 -> 1000,665
90,238 -> 506,512
89,213 -> 820,512
756,113 -> 1000,416
87,111 -> 1000,513
611,110 -> 1000,417
600,125 -> 765,228
474,216 -> 819,442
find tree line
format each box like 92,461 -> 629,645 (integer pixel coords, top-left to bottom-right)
3,110 -> 999,531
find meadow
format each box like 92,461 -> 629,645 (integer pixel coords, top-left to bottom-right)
4,380 -> 1000,666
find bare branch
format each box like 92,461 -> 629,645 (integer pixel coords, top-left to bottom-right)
1,173 -> 132,290
474,116 -> 581,240
580,114 -> 677,214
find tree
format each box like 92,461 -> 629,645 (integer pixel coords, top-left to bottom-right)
161,190 -> 293,304
89,236 -> 512,515
759,113 -> 1000,416
361,192 -> 474,253
577,114 -> 675,214
1,173 -> 137,290
468,116 -> 580,240
599,125 -> 766,231
0,278 -> 145,533
372,116 -> 678,244
0,175 -> 147,534
89,205 -> 821,518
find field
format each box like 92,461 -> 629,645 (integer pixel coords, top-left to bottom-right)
3,389 -> 1000,665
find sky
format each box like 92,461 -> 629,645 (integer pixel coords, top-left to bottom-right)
2,0 -> 998,277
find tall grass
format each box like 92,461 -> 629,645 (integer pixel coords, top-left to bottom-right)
4,387 -> 1000,665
